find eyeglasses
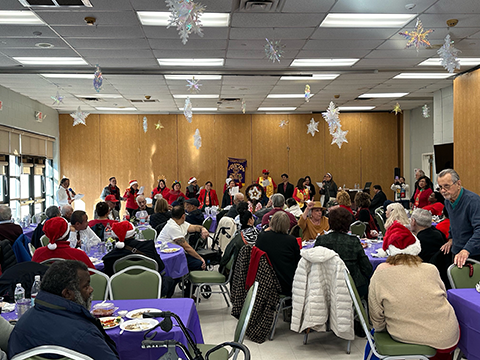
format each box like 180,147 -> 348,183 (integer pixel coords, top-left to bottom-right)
438,181 -> 457,191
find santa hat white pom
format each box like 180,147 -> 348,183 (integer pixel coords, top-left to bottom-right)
43,217 -> 70,251
383,221 -> 421,256
112,221 -> 136,249
188,177 -> 197,184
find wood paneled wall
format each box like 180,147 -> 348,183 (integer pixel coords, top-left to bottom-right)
454,69 -> 480,193
59,112 -> 402,218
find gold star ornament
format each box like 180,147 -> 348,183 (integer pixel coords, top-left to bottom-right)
392,103 -> 402,115
155,121 -> 164,130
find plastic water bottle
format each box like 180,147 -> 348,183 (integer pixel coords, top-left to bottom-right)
378,231 -> 383,242
104,222 -> 112,241
15,283 -> 25,303
31,276 -> 41,306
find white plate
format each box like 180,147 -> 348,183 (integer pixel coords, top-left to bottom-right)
120,318 -> 158,332
125,308 -> 162,320
160,247 -> 181,253
99,316 -> 122,330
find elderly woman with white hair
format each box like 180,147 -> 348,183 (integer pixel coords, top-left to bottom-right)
0,205 -> 23,245
384,202 -> 410,230
369,221 -> 459,360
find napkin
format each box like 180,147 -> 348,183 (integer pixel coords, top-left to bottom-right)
1,302 -> 15,313
371,248 -> 388,258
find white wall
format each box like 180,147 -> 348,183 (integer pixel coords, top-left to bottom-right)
433,85 -> 454,145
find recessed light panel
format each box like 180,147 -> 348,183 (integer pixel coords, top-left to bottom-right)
257,107 -> 297,111
41,73 -> 94,79
138,12 -> 230,27
14,57 -> 88,65
394,73 -> 454,79
158,59 -> 224,67
267,94 -> 308,99
0,11 -> 45,24
320,13 -> 416,28
76,94 -> 123,99
418,58 -> 480,66
290,59 -> 359,67
95,107 -> 137,111
358,93 -> 408,98
179,107 -> 217,111
164,75 -> 222,80
173,94 -> 218,99
280,74 -> 340,80
338,106 -> 376,111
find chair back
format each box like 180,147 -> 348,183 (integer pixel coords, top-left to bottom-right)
113,254 -> 158,274
215,216 -> 237,251
40,235 -> 49,247
108,265 -> 162,300
88,268 -> 110,301
11,345 -> 93,360
289,224 -> 303,238
447,258 -> 480,289
28,243 -> 36,257
154,222 -> 168,235
374,207 -> 384,217
374,214 -> 386,234
40,258 -> 65,266
141,228 -> 157,240
234,282 -> 258,344
202,217 -> 213,231
349,221 -> 366,238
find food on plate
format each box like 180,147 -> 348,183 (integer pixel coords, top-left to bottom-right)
100,317 -> 121,329
130,310 -> 151,319
125,322 -> 152,331
91,302 -> 115,317
361,242 -> 368,249
161,248 -> 180,253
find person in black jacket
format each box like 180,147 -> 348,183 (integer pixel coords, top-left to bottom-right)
369,185 -> 387,214
320,172 -> 338,207
31,206 -> 61,249
149,198 -> 171,230
277,173 -> 294,200
185,199 -> 204,226
102,221 -> 174,297
410,208 -> 446,262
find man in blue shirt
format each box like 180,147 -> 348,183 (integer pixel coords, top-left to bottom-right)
438,169 -> 480,268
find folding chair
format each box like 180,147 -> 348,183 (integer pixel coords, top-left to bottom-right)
40,235 -> 49,247
375,214 -> 386,235
108,265 -> 162,300
11,345 -> 93,360
447,258 -> 480,289
140,227 -> 157,240
269,295 -> 291,340
113,254 -> 158,274
350,220 -> 366,238
40,258 -> 65,266
88,268 -> 110,301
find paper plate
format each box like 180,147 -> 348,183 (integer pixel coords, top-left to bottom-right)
99,316 -> 122,330
160,247 -> 181,253
120,318 -> 158,332
125,308 -> 162,320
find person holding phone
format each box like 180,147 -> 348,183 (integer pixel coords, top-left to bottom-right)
391,176 -> 410,209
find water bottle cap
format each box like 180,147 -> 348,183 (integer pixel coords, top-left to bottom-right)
16,283 -> 21,287
35,275 -> 40,281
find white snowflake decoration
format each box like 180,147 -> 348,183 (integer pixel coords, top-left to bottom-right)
322,101 -> 341,135
166,0 -> 205,45
143,116 -> 148,133
306,118 -> 319,137
186,77 -> 202,93
51,91 -> 64,106
265,38 -> 285,63
184,97 -> 193,122
331,128 -> 348,149
279,119 -> 289,128
193,128 -> 202,149
422,104 -> 430,118
437,34 -> 461,73
70,106 -> 89,126
241,99 -> 246,114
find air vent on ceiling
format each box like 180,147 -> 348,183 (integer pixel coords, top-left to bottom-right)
237,0 -> 284,12
77,96 -> 103,102
18,0 -> 93,7
218,98 -> 241,103
130,99 -> 158,103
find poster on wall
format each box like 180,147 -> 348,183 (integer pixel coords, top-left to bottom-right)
227,157 -> 247,186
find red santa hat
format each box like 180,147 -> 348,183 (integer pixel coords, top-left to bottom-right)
383,221 -> 421,256
112,221 -> 136,249
188,177 -> 197,185
129,180 -> 138,187
43,217 -> 70,250
226,178 -> 233,185
262,169 -> 269,174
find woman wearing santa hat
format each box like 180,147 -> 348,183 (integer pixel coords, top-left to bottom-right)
186,177 -> 200,199
124,180 -> 141,218
369,221 -> 459,360
31,217 -> 95,268
164,181 -> 187,205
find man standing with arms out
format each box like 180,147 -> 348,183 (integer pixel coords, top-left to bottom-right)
100,177 -> 122,212
277,173 -> 294,199
256,169 -> 277,199
438,169 -> 480,267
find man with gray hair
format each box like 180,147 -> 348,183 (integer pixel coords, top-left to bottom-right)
61,204 -> 73,223
31,205 -> 61,249
225,192 -> 245,219
0,205 -> 23,245
261,193 -> 297,229
136,194 -> 154,216
411,208 -> 446,263
438,169 -> 480,267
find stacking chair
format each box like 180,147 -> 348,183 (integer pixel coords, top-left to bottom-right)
113,254 -> 158,274
11,345 -> 93,360
289,224 -> 303,239
344,269 -> 436,360
202,217 -> 213,232
269,295 -> 292,340
447,258 -> 480,289
108,265 -> 162,300
140,227 -> 157,240
193,282 -> 258,360
375,214 -> 386,235
88,268 -> 110,301
40,258 -> 65,266
350,221 -> 366,238
28,243 -> 36,257
374,207 -> 384,218
40,235 -> 49,247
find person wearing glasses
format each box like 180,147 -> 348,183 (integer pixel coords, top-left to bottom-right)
438,169 -> 480,268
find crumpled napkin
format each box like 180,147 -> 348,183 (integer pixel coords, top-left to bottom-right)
1,302 -> 15,313
371,248 -> 388,258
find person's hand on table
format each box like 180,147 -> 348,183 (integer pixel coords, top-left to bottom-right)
454,249 -> 470,268
441,239 -> 452,254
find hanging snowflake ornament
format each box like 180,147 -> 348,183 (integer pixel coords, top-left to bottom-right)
241,99 -> 246,114
322,101 -> 341,135
186,77 -> 202,93
304,84 -> 311,102
306,118 -> 319,137
279,119 -> 289,129
70,106 -> 89,126
422,104 -> 430,118
437,34 -> 461,73
392,102 -> 402,115
265,38 -> 285,63
155,121 -> 164,130
193,128 -> 202,149
143,116 -> 148,133
331,128 -> 349,149
184,97 -> 193,123
93,65 -> 103,93
399,18 -> 433,51
51,91 -> 64,106
166,0 -> 205,45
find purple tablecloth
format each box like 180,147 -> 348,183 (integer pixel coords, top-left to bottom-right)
447,288 -> 480,360
203,214 -> 217,233
22,224 -> 37,240
93,242 -> 189,279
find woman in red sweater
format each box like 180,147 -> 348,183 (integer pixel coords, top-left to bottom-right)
151,179 -> 170,205
164,181 -> 187,205
198,181 -> 219,209
423,191 -> 445,216
124,180 -> 140,218
413,176 -> 433,209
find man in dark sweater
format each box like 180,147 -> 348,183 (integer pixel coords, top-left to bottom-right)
185,199 -> 204,226
31,206 -> 61,249
369,185 -> 387,214
438,169 -> 480,267
411,208 -> 446,262
0,205 -> 23,245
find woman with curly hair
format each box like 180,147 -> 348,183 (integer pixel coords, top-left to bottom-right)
336,189 -> 353,215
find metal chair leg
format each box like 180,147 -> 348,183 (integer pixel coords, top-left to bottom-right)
303,328 -> 310,345
195,285 -> 201,306
269,303 -> 282,340
220,285 -> 230,307
346,340 -> 351,354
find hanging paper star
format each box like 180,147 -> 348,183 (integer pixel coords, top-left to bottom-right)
166,0 -> 205,45
437,34 -> 461,73
399,18 -> 433,51
332,128 -> 349,149
322,101 -> 341,135
241,99 -> 246,114
279,119 -> 289,128
70,106 -> 89,126
422,104 -> 430,118
155,121 -> 164,130
193,128 -> 202,149
304,84 -> 311,102
93,65 -> 103,93
184,97 -> 192,123
143,116 -> 148,133
306,118 -> 319,137
265,38 -> 285,63
392,102 -> 402,115
51,91 -> 64,106
186,77 -> 202,93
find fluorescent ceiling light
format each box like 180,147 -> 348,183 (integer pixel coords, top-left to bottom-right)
179,108 -> 217,111
95,107 -> 137,111
0,11 -> 44,25
280,74 -> 340,80
41,74 -> 94,79
138,11 -> 230,27
173,94 -> 218,99
320,13 -> 415,28
267,94 -> 309,99
394,73 -> 454,79
358,92 -> 408,98
339,106 -> 376,111
257,107 -> 297,111
164,75 -> 222,80
418,58 -> 480,66
290,59 -> 359,67
158,58 -> 224,67
76,94 -> 123,99
14,57 -> 88,66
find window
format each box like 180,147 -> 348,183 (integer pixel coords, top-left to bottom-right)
45,159 -> 54,208
9,155 -> 21,220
